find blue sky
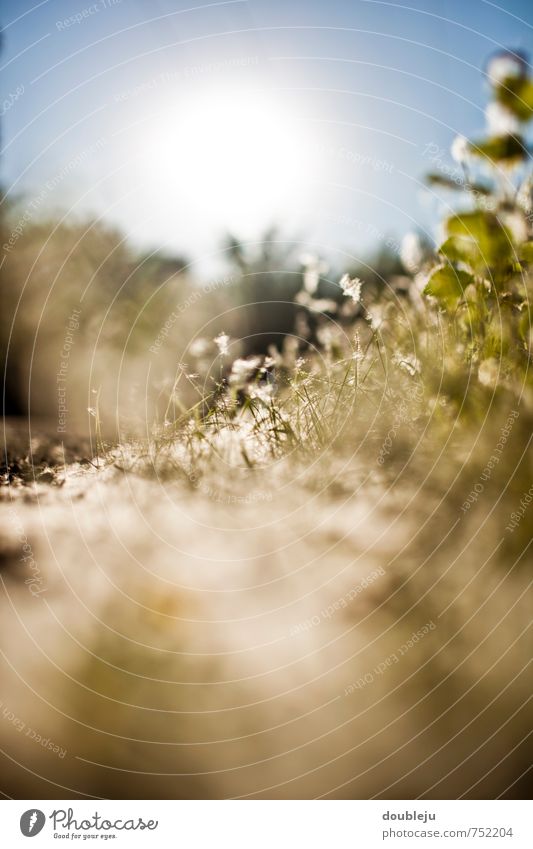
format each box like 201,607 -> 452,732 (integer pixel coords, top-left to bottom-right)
1,0 -> 532,274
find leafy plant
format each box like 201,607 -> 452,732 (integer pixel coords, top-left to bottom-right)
423,50 -> 533,393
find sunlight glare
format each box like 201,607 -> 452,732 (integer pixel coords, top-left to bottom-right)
143,86 -> 316,237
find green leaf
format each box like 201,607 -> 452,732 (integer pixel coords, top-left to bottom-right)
439,236 -> 476,265
424,265 -> 474,308
426,173 -> 464,191
495,76 -> 533,122
426,173 -> 491,196
444,211 -> 513,275
468,134 -> 527,164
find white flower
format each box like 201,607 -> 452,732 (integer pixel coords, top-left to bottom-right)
516,176 -> 533,214
229,356 -> 261,388
339,273 -> 363,303
352,334 -> 364,362
300,252 -> 328,294
367,305 -> 384,331
486,51 -> 526,86
485,102 -> 520,136
478,358 -> 500,388
214,332 -> 230,356
400,232 -> 424,273
249,382 -> 273,404
316,324 -> 336,349
189,337 -> 211,357
501,211 -> 528,244
450,134 -> 470,165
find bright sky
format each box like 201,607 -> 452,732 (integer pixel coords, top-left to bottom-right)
2,0 -> 533,274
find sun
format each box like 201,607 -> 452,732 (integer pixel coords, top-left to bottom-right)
137,85 -> 317,238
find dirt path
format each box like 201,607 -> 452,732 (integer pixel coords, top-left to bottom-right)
0,426 -> 530,798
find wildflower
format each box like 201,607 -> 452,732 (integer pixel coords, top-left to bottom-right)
367,305 -> 384,330
400,232 -> 424,273
352,333 -> 364,362
501,210 -> 528,244
486,50 -> 527,87
214,332 -> 230,356
316,324 -> 335,350
300,252 -> 328,294
339,273 -> 363,303
229,356 -> 261,388
478,358 -> 500,388
485,102 -> 520,136
450,134 -> 470,165
295,290 -> 338,313
295,312 -> 311,340
281,336 -> 299,369
189,337 -> 211,357
516,175 -> 533,215
249,382 -> 273,404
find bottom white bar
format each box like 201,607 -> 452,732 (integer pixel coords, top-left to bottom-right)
1,800 -> 531,848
